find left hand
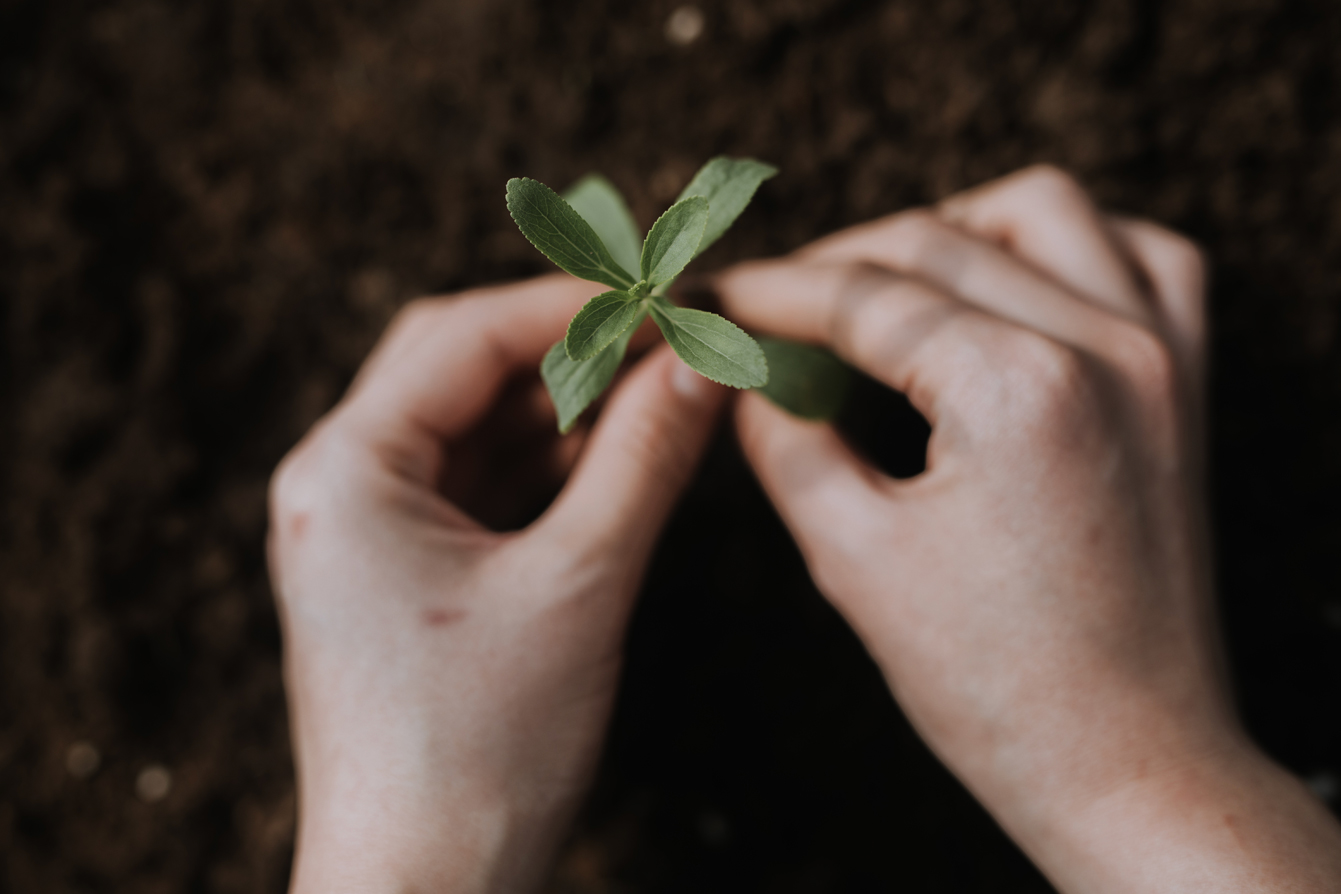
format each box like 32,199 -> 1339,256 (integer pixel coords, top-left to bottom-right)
268,274 -> 726,893
713,166 -> 1341,893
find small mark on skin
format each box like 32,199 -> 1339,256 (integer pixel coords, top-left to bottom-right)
289,512 -> 309,540
1223,812 -> 1247,846
422,608 -> 466,628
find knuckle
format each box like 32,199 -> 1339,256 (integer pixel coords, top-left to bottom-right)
887,207 -> 943,243
1016,163 -> 1084,201
833,273 -> 950,375
1107,322 -> 1178,402
268,447 -> 314,532
267,419 -> 349,535
376,297 -> 442,347
270,437 -> 323,515
882,208 -> 947,265
394,296 -> 439,327
994,330 -> 1095,435
874,210 -> 960,276
806,543 -> 861,602
1157,231 -> 1208,297
834,273 -> 894,347
394,294 -> 467,335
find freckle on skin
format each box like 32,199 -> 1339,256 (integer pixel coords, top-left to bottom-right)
290,512 -> 309,539
422,608 -> 466,628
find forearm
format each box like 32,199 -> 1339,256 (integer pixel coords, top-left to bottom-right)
996,738 -> 1341,893
290,780 -> 566,894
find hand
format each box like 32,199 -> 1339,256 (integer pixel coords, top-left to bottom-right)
715,167 -> 1341,892
268,275 -> 725,893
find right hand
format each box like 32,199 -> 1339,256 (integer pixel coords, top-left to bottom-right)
715,166 -> 1341,892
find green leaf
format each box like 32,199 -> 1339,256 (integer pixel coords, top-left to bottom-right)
755,337 -> 853,420
542,314 -> 642,433
563,175 -> 642,278
648,298 -> 768,388
565,290 -> 642,361
676,157 -> 778,257
640,196 -> 709,285
506,178 -> 636,289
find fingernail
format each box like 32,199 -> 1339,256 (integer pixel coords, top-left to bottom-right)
671,356 -> 714,401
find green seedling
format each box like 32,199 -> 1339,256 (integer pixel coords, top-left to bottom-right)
506,157 -> 852,432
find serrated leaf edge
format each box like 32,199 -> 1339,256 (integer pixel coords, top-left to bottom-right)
639,195 -> 709,285
564,291 -> 641,362
506,178 -> 636,289
542,309 -> 645,433
649,300 -> 769,388
562,174 -> 643,276
676,157 -> 778,258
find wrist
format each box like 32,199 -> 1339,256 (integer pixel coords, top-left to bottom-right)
973,725 -> 1341,893
289,766 -> 573,894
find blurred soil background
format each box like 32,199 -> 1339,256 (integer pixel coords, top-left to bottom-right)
3,0 -> 1341,891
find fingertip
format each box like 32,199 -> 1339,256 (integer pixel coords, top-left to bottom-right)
708,260 -> 766,319
711,260 -> 844,345
733,387 -> 780,454
614,344 -> 729,435
735,389 -> 814,473
668,351 -> 728,407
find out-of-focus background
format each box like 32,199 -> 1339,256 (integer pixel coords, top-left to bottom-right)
2,1 -> 1340,891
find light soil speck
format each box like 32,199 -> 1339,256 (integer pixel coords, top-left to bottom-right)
136,765 -> 173,803
665,6 -> 705,46
66,741 -> 101,779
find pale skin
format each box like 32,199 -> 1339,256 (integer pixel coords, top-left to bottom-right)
269,166 -> 1341,892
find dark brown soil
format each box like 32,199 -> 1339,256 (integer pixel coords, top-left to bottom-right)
3,1 -> 1340,891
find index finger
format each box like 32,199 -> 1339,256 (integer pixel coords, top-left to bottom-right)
713,259 -> 1014,428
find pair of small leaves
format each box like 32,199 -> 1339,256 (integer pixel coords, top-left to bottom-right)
558,157 -> 784,362
561,194 -> 713,362
564,291 -> 774,389
505,176 -> 716,296
543,298 -> 777,433
523,157 -> 779,289
563,175 -> 642,276
510,158 -> 849,432
542,309 -> 643,433
504,178 -> 637,290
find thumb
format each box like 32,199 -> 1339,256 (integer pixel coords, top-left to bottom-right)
734,390 -> 883,573
532,345 -> 727,567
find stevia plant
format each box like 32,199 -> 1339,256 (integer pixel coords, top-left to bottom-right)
506,157 -> 852,432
